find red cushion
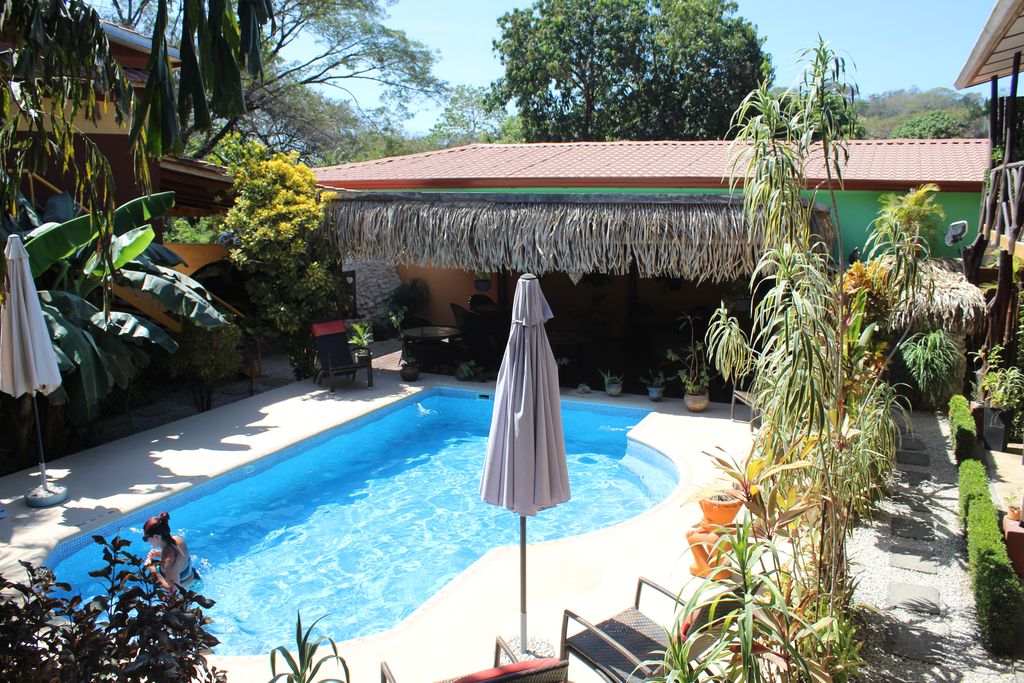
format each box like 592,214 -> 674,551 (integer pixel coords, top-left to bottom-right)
312,320 -> 346,337
451,658 -> 562,683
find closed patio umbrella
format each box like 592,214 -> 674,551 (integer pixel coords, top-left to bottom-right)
1,234 -> 67,507
480,273 -> 570,654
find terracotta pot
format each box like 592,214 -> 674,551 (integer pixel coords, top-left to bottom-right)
1009,505 -> 1021,522
699,494 -> 743,528
684,393 -> 709,412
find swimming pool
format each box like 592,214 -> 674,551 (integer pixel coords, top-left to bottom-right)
47,388 -> 677,655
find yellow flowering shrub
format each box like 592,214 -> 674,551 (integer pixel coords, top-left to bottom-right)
223,140 -> 347,377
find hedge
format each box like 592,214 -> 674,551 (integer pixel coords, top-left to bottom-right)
966,487 -> 1024,654
949,394 -> 977,462
959,458 -> 989,524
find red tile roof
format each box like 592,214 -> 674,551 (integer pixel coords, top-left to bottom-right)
315,139 -> 988,192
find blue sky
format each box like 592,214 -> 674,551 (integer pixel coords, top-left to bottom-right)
332,0 -> 994,133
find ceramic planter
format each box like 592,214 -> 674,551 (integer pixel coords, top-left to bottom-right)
984,405 -> 1010,452
698,494 -> 743,528
474,278 -> 492,292
684,393 -> 709,412
399,365 -> 420,381
646,386 -> 665,402
605,383 -> 623,397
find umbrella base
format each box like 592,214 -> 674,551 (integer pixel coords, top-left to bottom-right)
25,483 -> 68,508
501,635 -> 555,662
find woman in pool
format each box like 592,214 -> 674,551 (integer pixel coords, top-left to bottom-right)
142,512 -> 196,595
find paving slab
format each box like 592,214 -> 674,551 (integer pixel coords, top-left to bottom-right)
899,437 -> 926,451
887,582 -> 941,614
883,623 -> 940,662
896,449 -> 930,467
891,516 -> 935,541
894,470 -> 932,487
889,549 -> 939,574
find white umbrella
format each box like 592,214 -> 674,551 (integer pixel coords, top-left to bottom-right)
480,273 -> 570,654
1,234 -> 67,507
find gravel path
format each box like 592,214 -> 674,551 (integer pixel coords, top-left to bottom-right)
849,411 -> 1015,682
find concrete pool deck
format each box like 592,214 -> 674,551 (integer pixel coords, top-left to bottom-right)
0,368 -> 753,682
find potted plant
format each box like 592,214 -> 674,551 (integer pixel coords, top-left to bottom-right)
1005,493 -> 1022,522
600,369 -> 623,397
978,345 -> 1024,451
455,360 -> 481,381
400,354 -> 420,382
473,270 -> 492,292
640,369 -> 671,402
667,343 -> 710,412
348,321 -> 374,362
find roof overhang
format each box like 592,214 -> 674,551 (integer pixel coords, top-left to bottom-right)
956,0 -> 1024,88
158,157 -> 233,217
321,191 -> 834,281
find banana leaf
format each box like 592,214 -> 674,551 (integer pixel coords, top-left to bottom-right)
42,193 -> 79,224
84,226 -> 155,277
91,311 -> 179,353
39,301 -> 113,422
118,262 -> 229,328
24,192 -> 175,277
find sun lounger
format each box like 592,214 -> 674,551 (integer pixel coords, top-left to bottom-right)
381,637 -> 568,682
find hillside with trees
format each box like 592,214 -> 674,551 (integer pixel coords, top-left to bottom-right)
857,87 -> 987,139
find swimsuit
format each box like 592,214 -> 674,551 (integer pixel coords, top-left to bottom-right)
154,548 -> 199,586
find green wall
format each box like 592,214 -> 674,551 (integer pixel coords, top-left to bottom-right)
414,185 -> 982,259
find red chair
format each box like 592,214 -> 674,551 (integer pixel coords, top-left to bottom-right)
381,637 -> 567,683
311,319 -> 373,391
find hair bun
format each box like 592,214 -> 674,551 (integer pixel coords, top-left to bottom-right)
159,512 -> 170,522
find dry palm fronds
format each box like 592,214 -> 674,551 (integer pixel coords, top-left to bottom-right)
887,256 -> 986,336
321,191 -> 834,283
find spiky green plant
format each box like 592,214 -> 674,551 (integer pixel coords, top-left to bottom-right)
269,612 -> 349,683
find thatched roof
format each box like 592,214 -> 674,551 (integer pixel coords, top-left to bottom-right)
889,257 -> 987,336
321,191 -> 835,282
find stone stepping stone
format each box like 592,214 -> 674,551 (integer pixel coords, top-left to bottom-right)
883,623 -> 940,662
896,449 -> 930,467
900,437 -> 925,451
887,582 -> 941,614
891,516 -> 934,541
894,470 -> 931,487
889,549 -> 939,574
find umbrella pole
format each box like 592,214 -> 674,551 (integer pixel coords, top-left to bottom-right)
520,515 -> 527,655
32,394 -> 48,489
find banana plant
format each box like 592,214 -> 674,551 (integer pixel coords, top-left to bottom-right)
13,191 -> 230,423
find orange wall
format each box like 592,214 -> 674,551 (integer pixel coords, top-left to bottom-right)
395,266 -> 495,325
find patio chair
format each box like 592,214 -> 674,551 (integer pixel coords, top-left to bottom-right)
311,318 -> 373,391
468,293 -> 495,311
560,577 -> 736,683
381,636 -> 568,683
450,302 -> 476,329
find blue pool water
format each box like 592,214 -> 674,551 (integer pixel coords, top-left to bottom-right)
48,389 -> 676,655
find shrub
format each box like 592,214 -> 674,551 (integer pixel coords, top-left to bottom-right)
223,137 -> 348,379
965,488 -> 1024,654
949,394 -> 977,462
959,458 -> 989,524
894,330 -> 963,409
0,537 -> 223,681
167,321 -> 243,411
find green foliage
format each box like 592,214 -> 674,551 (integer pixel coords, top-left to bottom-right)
223,140 -> 347,378
959,458 -> 988,524
166,322 -> 242,412
873,183 -> 945,256
640,369 -> 671,388
491,0 -> 769,142
705,303 -> 752,384
429,85 -> 507,147
269,612 -> 349,683
896,330 -> 963,409
0,537 -> 224,682
165,215 -> 225,244
857,87 -> 986,139
889,110 -> 967,139
949,395 -> 978,463
347,322 -> 374,348
964,472 -> 1024,654
979,350 -> 1024,411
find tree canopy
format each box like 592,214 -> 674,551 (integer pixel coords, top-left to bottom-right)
490,0 -> 770,142
856,87 -> 986,139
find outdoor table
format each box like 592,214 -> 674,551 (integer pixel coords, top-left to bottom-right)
402,326 -> 463,371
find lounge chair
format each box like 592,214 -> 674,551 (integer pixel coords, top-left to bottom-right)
560,577 -> 736,683
468,294 -> 496,310
311,318 -> 373,391
381,637 -> 568,683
